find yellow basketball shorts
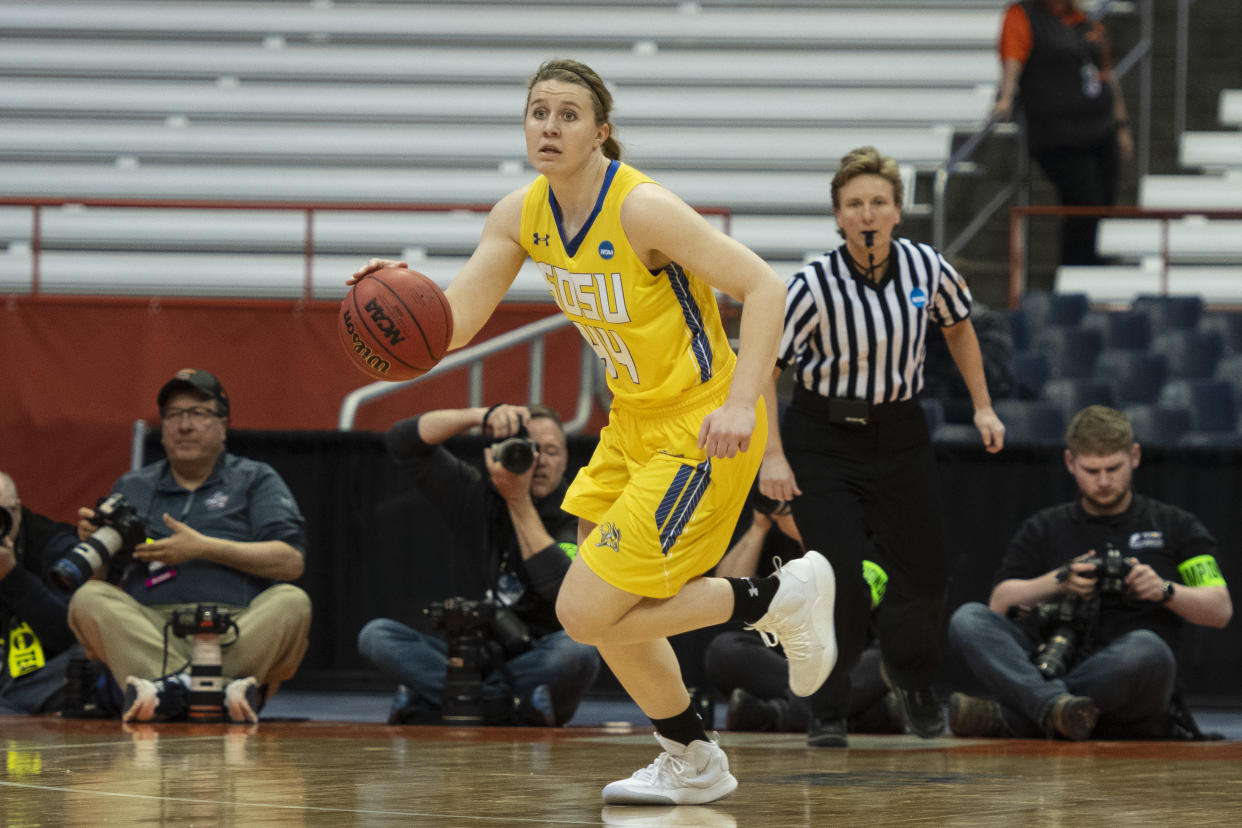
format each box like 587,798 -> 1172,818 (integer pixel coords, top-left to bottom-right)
563,376 -> 767,599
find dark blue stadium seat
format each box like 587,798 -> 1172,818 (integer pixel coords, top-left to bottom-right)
999,308 -> 1031,353
1151,329 -> 1225,379
1158,379 -> 1238,433
1095,349 -> 1168,405
1198,311 -> 1242,355
1214,354 -> 1242,403
1042,378 -> 1116,423
1177,431 -> 1242,447
993,399 -> 1066,445
1011,350 -> 1051,399
919,397 -> 946,434
1131,294 -> 1205,333
1081,310 -> 1152,351
1020,290 -> 1090,329
1031,326 -> 1104,379
1122,404 -> 1192,447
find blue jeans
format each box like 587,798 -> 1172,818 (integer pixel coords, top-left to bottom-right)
357,618 -> 599,726
948,602 -> 1176,738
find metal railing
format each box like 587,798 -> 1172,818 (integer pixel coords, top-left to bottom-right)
1007,205 -> 1242,307
337,313 -> 602,433
932,0 -> 1157,260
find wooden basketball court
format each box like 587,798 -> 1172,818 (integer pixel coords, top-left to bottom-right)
3,716 -> 1239,826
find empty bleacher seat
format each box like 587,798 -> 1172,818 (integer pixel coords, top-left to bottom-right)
1042,378 -> 1117,423
1213,354 -> 1242,402
998,308 -> 1031,353
1150,329 -> 1224,379
1010,351 -> 1051,399
1158,379 -> 1239,433
919,397 -> 946,435
1019,290 -> 1090,329
1081,310 -> 1152,351
1095,350 -> 1169,405
992,399 -> 1066,445
1131,294 -> 1205,332
1123,404 -> 1192,447
1199,311 -> 1242,355
1031,327 -> 1104,380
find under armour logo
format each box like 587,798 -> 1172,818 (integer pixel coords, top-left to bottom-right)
743,578 -> 759,598
532,232 -> 550,246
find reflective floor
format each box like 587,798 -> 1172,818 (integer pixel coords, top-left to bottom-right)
3,716 -> 1241,827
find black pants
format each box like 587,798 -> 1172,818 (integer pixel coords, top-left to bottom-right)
782,391 -> 949,720
1033,137 -> 1120,267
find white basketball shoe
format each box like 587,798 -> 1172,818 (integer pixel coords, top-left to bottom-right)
746,550 -> 838,697
601,733 -> 737,806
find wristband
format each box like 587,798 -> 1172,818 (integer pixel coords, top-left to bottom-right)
482,403 -> 504,433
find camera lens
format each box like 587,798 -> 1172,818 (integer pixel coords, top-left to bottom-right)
494,438 -> 536,474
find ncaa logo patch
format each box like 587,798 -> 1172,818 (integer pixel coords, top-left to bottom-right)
598,240 -> 616,260
205,491 -> 230,511
909,287 -> 928,308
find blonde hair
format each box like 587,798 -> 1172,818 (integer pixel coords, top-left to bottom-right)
831,146 -> 904,210
1066,405 -> 1134,456
527,59 -> 623,160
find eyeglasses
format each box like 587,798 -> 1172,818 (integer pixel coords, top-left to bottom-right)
162,406 -> 222,425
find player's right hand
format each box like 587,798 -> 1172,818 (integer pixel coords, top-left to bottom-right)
758,452 -> 801,503
347,258 -> 407,286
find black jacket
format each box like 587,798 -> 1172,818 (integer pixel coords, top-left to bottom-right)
0,508 -> 80,679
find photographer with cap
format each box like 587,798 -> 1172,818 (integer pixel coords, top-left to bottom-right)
357,403 -> 599,726
0,471 -> 90,714
947,405 -> 1232,740
66,369 -> 312,724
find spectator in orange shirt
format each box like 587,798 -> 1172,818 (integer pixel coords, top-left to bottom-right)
993,1 -> 1134,267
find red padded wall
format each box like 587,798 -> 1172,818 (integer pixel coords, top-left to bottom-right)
1,296 -> 593,522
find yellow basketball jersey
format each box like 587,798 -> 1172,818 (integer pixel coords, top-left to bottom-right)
520,160 -> 736,406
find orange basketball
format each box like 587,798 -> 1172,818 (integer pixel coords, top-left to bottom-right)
338,267 -> 453,381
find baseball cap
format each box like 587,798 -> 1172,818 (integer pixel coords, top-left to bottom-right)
157,369 -> 230,418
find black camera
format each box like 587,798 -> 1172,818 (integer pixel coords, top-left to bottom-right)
1030,594 -> 1095,679
1081,544 -> 1134,597
170,604 -> 236,723
47,493 -> 148,591
424,597 -> 532,724
490,419 -> 540,474
0,504 -> 13,540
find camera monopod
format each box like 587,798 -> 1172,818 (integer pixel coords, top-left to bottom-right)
169,604 -> 237,722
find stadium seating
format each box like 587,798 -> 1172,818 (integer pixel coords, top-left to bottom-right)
991,399 -> 1066,446
1150,329 -> 1224,379
1081,310 -> 1153,351
1158,379 -> 1238,434
1132,294 -> 1206,333
1123,404 -> 1192,446
1042,378 -> 1117,424
1030,326 -> 1104,380
1095,350 -> 1169,405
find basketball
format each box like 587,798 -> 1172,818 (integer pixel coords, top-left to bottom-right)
338,267 -> 454,381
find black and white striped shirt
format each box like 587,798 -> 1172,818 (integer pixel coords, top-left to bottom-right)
777,237 -> 973,403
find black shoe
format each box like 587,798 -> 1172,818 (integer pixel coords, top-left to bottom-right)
807,716 -> 848,748
513,684 -> 557,727
387,684 -> 441,725
881,663 -> 943,738
726,688 -> 783,732
848,690 -> 906,735
948,692 -> 1009,738
1045,694 -> 1098,741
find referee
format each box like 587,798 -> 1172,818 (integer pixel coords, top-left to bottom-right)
760,146 -> 1005,747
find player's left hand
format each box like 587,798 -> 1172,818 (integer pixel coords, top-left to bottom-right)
699,402 -> 755,459
974,406 -> 1005,453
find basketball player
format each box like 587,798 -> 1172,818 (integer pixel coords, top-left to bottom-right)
351,59 -> 837,806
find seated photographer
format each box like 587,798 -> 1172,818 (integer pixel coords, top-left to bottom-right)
66,369 -> 312,724
1,470 -> 90,715
357,403 -> 600,726
704,497 -> 902,737
947,405 -> 1232,740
